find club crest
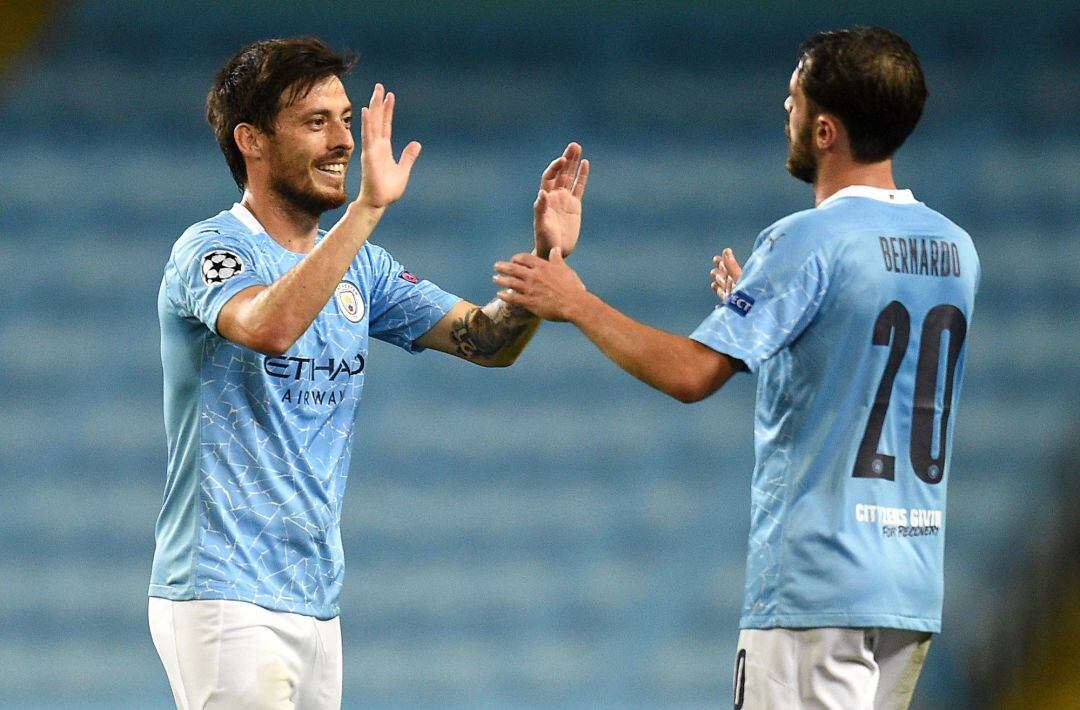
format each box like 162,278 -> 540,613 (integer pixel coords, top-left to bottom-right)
334,281 -> 365,323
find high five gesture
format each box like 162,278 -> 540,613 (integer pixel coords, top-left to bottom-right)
534,142 -> 590,258
357,83 -> 422,209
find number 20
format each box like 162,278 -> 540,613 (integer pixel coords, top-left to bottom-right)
853,301 -> 968,485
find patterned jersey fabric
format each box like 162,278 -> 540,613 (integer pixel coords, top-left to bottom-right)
151,204 -> 461,619
691,187 -> 979,632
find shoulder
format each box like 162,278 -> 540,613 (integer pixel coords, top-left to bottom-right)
914,203 -> 974,242
351,240 -> 391,276
356,241 -> 419,281
172,211 -> 249,252
170,211 -> 258,264
358,240 -> 391,262
758,207 -> 838,246
749,207 -> 835,265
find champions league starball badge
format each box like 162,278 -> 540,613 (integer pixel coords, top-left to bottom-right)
334,281 -> 365,323
201,250 -> 244,286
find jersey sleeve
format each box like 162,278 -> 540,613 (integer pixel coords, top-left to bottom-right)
690,225 -> 829,373
168,227 -> 268,335
365,245 -> 462,353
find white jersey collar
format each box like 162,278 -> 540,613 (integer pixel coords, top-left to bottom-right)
229,202 -> 267,235
817,185 -> 917,209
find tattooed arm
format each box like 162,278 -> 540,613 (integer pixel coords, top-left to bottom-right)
413,298 -> 541,367
412,142 -> 589,366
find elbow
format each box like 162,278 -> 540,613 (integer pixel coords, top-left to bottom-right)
665,351 -> 738,403
244,324 -> 297,356
667,376 -> 720,404
478,354 -> 517,368
216,293 -> 299,355
671,385 -> 708,404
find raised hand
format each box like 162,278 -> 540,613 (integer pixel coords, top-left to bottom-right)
357,83 -> 422,209
710,248 -> 743,301
493,247 -> 587,321
534,143 -> 589,258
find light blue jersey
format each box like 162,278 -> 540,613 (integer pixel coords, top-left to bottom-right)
691,186 -> 979,632
151,203 -> 461,619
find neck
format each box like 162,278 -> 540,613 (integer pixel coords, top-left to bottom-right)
813,156 -> 896,207
240,188 -> 320,253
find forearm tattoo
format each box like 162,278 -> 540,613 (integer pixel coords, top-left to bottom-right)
450,299 -> 536,360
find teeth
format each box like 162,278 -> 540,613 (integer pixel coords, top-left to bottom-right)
319,163 -> 345,174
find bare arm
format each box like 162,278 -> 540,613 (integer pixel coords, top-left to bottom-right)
414,142 -> 590,367
218,84 -> 420,354
494,249 -> 745,401
218,204 -> 384,354
414,298 -> 541,367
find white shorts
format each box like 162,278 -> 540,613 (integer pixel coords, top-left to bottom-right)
148,597 -> 343,710
732,627 -> 932,710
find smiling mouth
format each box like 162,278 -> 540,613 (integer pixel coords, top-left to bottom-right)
317,162 -> 347,178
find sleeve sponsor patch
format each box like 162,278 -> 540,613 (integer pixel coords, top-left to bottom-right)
399,270 -> 419,284
725,289 -> 755,316
201,250 -> 244,287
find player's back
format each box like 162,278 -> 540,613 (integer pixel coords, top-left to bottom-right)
741,188 -> 979,632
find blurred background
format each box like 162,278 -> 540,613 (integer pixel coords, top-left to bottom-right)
0,1 -> 1077,708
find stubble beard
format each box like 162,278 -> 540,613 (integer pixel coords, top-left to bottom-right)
785,119 -> 817,184
270,169 -> 348,221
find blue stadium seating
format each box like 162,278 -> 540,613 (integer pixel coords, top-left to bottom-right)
0,3 -> 1076,708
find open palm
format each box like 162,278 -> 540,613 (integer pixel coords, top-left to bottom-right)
357,83 -> 421,209
534,143 -> 589,258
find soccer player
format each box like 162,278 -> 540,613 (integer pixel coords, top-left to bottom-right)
149,38 -> 588,709
493,27 -> 978,709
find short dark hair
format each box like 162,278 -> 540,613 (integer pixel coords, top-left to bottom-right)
206,37 -> 357,190
796,26 -> 927,163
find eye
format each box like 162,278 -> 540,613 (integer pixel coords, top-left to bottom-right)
343,115 -> 352,128
308,117 -> 326,129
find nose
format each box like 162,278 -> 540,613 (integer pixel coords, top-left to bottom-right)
330,117 -> 353,153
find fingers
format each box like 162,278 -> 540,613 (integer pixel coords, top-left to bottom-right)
572,159 -> 589,199
549,246 -> 565,263
710,247 -> 738,299
383,91 -> 395,142
364,84 -> 400,142
710,267 -> 729,295
367,84 -> 384,138
722,247 -> 742,278
492,273 -> 526,291
493,260 -> 532,278
399,140 -> 422,170
360,106 -> 370,148
496,289 -> 526,306
510,252 -> 545,267
541,158 -> 563,191
554,143 -> 581,190
540,143 -> 588,195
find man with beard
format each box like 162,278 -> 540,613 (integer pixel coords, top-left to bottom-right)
149,38 -> 588,709
492,27 -> 978,709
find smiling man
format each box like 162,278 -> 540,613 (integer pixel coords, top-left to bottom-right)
495,27 -> 978,710
148,37 -> 588,709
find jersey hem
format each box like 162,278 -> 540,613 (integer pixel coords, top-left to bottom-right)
740,612 -> 940,633
148,584 -> 340,621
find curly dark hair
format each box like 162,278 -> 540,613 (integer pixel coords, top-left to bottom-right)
206,37 -> 357,190
797,27 -> 927,163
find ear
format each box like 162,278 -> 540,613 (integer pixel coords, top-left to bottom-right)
814,113 -> 840,152
233,123 -> 263,161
